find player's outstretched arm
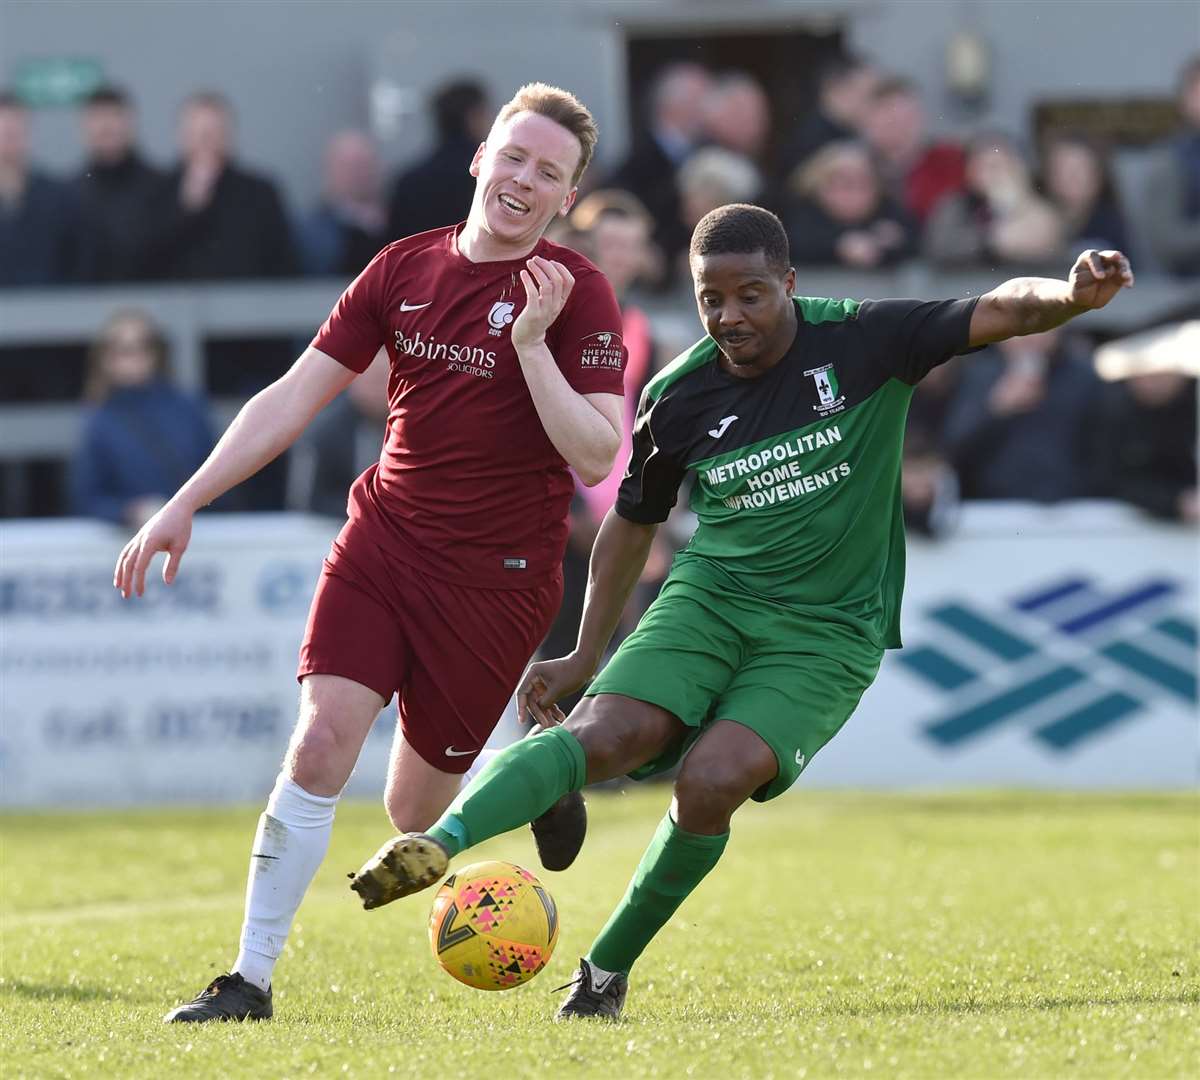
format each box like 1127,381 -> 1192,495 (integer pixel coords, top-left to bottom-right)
113,346 -> 359,598
968,249 -> 1134,348
511,256 -> 623,486
518,509 -> 657,725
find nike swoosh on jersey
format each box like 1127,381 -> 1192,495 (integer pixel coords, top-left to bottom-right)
443,746 -> 475,757
399,299 -> 433,312
708,415 -> 738,439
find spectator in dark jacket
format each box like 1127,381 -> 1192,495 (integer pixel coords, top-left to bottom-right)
785,140 -> 917,268
1145,55 -> 1200,278
780,54 -> 880,177
286,347 -> 389,517
1098,369 -> 1197,523
387,78 -> 489,240
943,329 -> 1103,503
73,85 -> 163,283
71,310 -> 215,527
147,91 -> 298,279
0,91 -> 82,286
1040,132 -> 1130,255
606,63 -> 712,276
299,130 -> 387,278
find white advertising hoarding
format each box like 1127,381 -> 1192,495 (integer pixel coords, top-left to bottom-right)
0,505 -> 1195,807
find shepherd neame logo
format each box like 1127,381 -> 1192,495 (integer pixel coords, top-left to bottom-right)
394,327 -> 498,379
579,330 -> 624,370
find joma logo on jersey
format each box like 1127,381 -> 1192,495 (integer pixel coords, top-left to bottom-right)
487,301 -> 516,336
804,363 -> 845,415
580,330 -> 624,369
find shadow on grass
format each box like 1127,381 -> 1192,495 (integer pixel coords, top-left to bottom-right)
1,980 -> 133,1004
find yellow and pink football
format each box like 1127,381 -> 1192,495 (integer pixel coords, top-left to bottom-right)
427,860 -> 559,991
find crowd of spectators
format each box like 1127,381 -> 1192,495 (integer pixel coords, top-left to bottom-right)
0,56 -> 1196,539
2,56 -> 1198,286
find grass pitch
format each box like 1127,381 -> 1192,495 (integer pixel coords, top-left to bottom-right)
2,789 -> 1197,1079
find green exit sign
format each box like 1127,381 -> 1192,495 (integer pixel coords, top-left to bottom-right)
14,57 -> 105,107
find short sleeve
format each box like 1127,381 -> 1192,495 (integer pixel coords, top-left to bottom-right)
615,388 -> 686,524
547,269 -> 627,396
857,297 -> 979,385
310,247 -> 389,373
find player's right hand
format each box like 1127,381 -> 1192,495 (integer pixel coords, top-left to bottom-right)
113,500 -> 194,599
517,653 -> 594,728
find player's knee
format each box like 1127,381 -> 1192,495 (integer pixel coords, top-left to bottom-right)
284,717 -> 345,793
567,701 -> 641,782
673,753 -> 769,833
383,790 -> 433,834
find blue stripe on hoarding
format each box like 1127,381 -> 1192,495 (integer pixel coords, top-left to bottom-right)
1012,578 -> 1091,612
897,646 -> 977,690
1057,580 -> 1176,635
925,665 -> 1085,746
1100,641 -> 1197,702
1154,616 -> 1198,648
930,604 -> 1037,661
1034,692 -> 1142,751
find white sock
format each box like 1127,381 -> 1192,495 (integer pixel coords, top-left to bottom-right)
233,774 -> 338,991
459,747 -> 500,789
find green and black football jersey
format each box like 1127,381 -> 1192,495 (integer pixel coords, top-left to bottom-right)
616,295 -> 978,650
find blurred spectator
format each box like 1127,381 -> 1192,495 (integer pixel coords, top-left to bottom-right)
1040,132 -> 1130,254
785,140 -> 917,268
606,63 -> 712,273
903,362 -> 962,536
703,72 -> 772,163
286,348 -> 388,517
0,91 -> 82,286
1098,370 -> 1197,524
926,132 -> 1065,268
146,91 -> 298,279
73,85 -> 163,283
781,54 -> 880,176
678,148 -> 763,232
545,190 -> 665,681
299,130 -> 387,277
70,310 -> 215,527
862,77 -> 966,223
1145,55 -> 1200,278
387,78 -> 489,240
568,190 -> 658,516
943,329 -> 1102,502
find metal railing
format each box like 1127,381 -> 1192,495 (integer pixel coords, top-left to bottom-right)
2,272 -> 1197,463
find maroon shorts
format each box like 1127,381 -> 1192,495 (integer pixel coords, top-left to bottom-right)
297,522 -> 562,772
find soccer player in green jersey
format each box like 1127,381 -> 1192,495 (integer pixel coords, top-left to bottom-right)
350,204 -> 1133,1019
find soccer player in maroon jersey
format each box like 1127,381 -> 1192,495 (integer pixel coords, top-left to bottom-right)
113,83 -> 627,1023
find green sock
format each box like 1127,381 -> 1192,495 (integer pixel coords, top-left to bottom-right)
427,726 -> 586,857
587,813 -> 729,976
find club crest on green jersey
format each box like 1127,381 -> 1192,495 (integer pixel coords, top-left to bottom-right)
803,363 -> 846,416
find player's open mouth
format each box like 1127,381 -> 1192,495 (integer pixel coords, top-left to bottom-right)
722,333 -> 753,348
498,193 -> 531,217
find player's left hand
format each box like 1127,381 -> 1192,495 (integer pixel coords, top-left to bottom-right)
511,257 -> 575,350
1067,249 -> 1134,310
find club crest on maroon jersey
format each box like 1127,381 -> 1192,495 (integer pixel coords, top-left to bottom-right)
488,301 -> 516,337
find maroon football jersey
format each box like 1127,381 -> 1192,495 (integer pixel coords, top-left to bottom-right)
311,224 -> 626,589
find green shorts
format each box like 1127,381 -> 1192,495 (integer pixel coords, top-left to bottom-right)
586,564 -> 883,801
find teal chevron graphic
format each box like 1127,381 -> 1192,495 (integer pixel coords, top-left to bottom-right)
900,575 -> 1198,752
